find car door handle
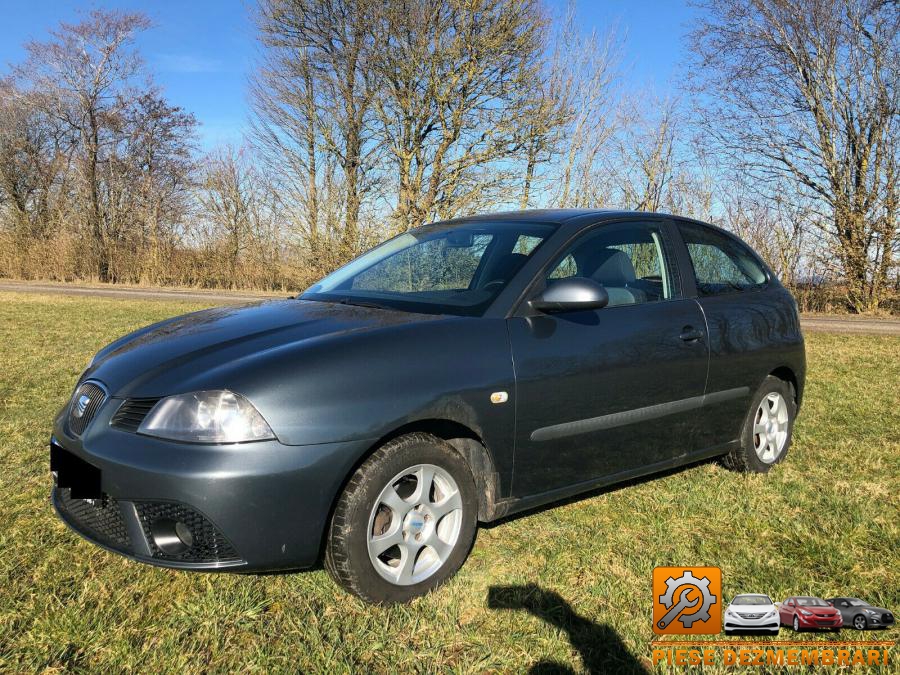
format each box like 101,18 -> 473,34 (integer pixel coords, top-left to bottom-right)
679,327 -> 705,342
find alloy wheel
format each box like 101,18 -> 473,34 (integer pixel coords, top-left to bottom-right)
854,615 -> 867,630
366,463 -> 463,585
753,392 -> 789,463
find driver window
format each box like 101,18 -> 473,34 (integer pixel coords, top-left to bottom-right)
545,222 -> 674,307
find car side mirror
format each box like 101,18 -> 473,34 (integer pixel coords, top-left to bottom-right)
529,277 -> 609,314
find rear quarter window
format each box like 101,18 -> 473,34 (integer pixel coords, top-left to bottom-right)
678,221 -> 768,296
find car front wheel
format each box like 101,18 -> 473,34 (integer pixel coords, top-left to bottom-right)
324,433 -> 478,604
723,375 -> 795,473
853,615 -> 868,630
793,616 -> 800,632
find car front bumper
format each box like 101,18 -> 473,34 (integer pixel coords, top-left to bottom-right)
724,613 -> 780,632
50,405 -> 374,572
795,614 -> 842,629
862,614 -> 894,629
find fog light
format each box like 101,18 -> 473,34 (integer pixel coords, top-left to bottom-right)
150,518 -> 194,554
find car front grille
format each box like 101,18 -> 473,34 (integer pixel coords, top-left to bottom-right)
880,612 -> 894,623
134,501 -> 240,564
814,617 -> 838,625
68,382 -> 107,435
737,612 -> 764,619
55,488 -> 130,549
110,398 -> 161,432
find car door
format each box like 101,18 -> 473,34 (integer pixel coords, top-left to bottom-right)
834,599 -> 851,623
507,219 -> 710,498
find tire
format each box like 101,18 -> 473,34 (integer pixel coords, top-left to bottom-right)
793,616 -> 800,632
324,433 -> 478,604
722,375 -> 796,473
853,614 -> 868,630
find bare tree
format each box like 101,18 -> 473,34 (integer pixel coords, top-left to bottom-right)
13,10 -> 152,280
689,0 -> 899,311
613,97 -> 680,212
539,9 -> 622,209
254,0 -> 381,255
367,0 -> 546,230
199,147 -> 282,286
0,81 -> 73,245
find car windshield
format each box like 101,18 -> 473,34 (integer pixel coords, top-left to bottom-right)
302,221 -> 555,316
847,599 -> 867,607
733,595 -> 772,605
796,597 -> 829,607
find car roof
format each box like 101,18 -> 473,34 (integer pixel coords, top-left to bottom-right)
445,208 -> 673,224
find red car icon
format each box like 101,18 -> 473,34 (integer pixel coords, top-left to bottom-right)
779,596 -> 843,632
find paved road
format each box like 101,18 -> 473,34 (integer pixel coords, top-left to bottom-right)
0,280 -> 280,304
1,280 -> 898,335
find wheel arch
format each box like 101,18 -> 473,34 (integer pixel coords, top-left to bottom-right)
769,366 -> 801,408
371,418 -> 502,522
319,418 -> 503,562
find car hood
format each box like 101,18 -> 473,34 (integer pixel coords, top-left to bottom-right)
84,299 -> 443,396
727,604 -> 777,614
859,606 -> 891,614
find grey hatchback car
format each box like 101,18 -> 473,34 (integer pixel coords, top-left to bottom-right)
51,210 -> 805,603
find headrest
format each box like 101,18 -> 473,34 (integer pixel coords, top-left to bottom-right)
586,248 -> 636,285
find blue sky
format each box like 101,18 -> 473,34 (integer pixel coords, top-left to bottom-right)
0,0 -> 699,149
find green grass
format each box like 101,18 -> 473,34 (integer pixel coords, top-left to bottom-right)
0,291 -> 898,673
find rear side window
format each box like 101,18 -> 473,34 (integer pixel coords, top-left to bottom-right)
678,222 -> 767,296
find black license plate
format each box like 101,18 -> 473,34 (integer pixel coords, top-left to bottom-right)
50,441 -> 102,499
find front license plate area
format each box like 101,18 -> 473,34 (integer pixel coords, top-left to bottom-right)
50,442 -> 102,499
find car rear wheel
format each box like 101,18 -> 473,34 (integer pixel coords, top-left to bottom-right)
722,375 -> 795,473
324,433 -> 478,604
853,614 -> 867,630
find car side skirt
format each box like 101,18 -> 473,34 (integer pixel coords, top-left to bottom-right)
484,440 -> 737,521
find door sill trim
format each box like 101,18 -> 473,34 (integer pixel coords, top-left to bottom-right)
488,440 -> 737,521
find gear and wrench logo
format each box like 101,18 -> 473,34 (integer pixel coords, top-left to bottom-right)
652,567 -> 722,634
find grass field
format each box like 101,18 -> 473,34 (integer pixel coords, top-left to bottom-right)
0,291 -> 897,673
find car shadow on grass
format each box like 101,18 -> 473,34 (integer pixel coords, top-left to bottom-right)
488,584 -> 649,674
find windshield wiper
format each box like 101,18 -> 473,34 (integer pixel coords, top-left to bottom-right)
334,297 -> 388,310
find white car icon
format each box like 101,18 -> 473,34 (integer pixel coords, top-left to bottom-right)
724,594 -> 781,634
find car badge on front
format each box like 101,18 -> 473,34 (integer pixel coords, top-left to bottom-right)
74,394 -> 91,418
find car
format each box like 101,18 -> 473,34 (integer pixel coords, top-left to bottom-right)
827,598 -> 895,631
779,597 -> 843,632
49,209 -> 806,603
724,594 -> 781,634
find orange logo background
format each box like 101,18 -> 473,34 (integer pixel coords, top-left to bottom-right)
652,566 -> 722,635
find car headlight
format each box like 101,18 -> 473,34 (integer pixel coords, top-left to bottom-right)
799,609 -> 813,616
138,390 -> 275,443
765,610 -> 777,619
864,609 -> 878,615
